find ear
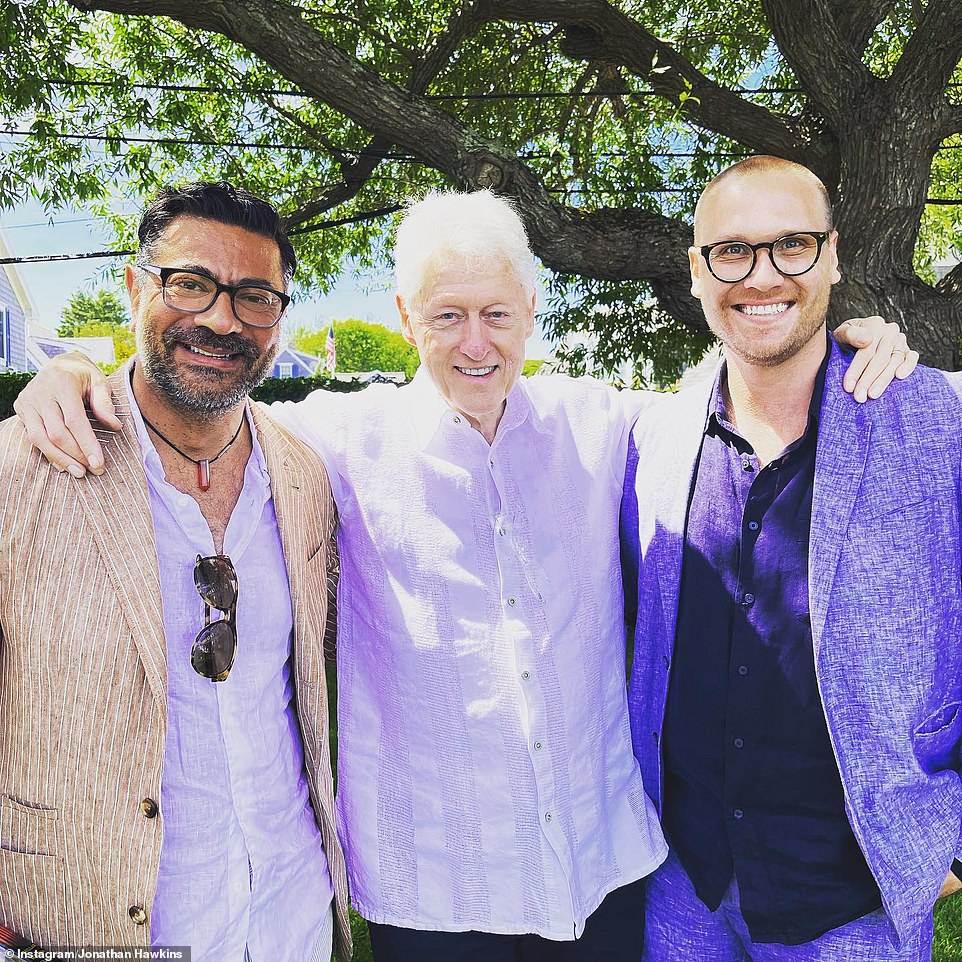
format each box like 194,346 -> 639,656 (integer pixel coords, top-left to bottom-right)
125,264 -> 141,329
827,230 -> 842,285
397,294 -> 417,346
688,246 -> 705,300
524,290 -> 536,337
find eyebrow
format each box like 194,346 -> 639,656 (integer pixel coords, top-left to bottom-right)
178,262 -> 284,290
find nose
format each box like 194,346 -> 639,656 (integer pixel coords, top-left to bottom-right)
196,290 -> 243,336
459,314 -> 491,361
743,247 -> 783,291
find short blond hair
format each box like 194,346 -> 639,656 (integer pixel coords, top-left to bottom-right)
695,156 -> 834,239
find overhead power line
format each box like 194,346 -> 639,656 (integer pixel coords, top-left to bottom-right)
3,129 -> 961,160
37,78 -> 962,101
4,197 -> 961,267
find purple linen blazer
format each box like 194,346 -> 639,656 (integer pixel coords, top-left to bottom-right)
623,339 -> 962,948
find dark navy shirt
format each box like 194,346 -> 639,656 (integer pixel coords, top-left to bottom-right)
662,343 -> 881,944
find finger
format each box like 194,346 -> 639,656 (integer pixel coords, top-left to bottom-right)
865,334 -> 910,399
842,339 -> 875,397
851,326 -> 904,402
58,399 -> 108,474
895,349 -> 919,380
867,348 -> 917,399
18,403 -> 88,477
88,378 -> 123,432
834,320 -> 873,349
42,401 -> 92,469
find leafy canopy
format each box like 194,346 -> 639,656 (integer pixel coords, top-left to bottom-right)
1,0 -> 960,378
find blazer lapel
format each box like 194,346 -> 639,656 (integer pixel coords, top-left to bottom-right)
249,405 -> 320,648
809,342 -> 872,648
72,371 -> 168,711
651,375 -> 715,650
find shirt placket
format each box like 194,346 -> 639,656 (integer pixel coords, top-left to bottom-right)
486,436 -> 577,926
725,445 -> 771,842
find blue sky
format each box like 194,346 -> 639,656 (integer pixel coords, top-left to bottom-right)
2,199 -> 554,358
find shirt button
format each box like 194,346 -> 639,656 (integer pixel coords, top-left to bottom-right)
741,593 -> 755,607
128,905 -> 148,925
742,460 -> 753,472
521,671 -> 530,680
733,809 -> 744,820
662,655 -> 670,670
140,798 -> 158,819
534,741 -> 543,751
507,597 -> 516,606
738,665 -> 749,676
748,521 -> 759,532
453,415 -> 462,424
733,737 -> 744,749
544,812 -> 552,822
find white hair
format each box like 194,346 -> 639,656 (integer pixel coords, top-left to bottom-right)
394,189 -> 538,307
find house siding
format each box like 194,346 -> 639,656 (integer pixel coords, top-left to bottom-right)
0,266 -> 28,371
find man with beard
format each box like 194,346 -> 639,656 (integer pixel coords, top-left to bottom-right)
0,182 -> 350,962
622,156 -> 962,962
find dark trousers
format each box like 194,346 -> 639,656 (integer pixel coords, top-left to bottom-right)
367,876 -> 647,962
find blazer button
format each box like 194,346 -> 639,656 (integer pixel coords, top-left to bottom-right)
128,905 -> 148,925
140,798 -> 159,819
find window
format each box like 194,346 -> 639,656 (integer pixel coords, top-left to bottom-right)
0,305 -> 9,366
278,362 -> 294,379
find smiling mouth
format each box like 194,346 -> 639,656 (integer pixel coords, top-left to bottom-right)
181,344 -> 239,360
735,301 -> 793,317
456,365 -> 497,377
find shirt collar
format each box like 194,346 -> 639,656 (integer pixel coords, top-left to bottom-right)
707,331 -> 832,438
407,366 -> 535,449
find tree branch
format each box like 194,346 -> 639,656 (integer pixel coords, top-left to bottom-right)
477,0 -> 804,159
283,137 -> 393,229
408,0 -> 496,93
943,105 -> 962,138
65,0 -> 703,329
762,0 -> 876,128
824,0 -> 899,56
937,260 -> 962,297
890,0 -> 962,102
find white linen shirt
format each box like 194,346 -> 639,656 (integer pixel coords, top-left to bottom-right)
272,370 -> 667,939
124,371 -> 334,961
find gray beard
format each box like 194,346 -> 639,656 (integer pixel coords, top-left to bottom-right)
138,325 -> 277,417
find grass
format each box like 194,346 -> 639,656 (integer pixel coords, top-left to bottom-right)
936,896 -> 962,961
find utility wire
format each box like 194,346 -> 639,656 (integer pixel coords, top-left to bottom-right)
41,79 -> 829,99
4,196 -> 961,266
3,129 -> 961,158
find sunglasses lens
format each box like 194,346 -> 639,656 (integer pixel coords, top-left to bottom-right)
191,621 -> 237,681
193,555 -> 238,610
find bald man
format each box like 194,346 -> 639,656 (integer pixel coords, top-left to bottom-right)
622,156 -> 962,962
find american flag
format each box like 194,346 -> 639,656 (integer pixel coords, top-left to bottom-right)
325,324 -> 336,374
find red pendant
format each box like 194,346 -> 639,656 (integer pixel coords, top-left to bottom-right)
197,459 -> 211,491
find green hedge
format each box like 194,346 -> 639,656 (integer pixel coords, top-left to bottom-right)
0,371 -> 366,421
0,372 -> 35,422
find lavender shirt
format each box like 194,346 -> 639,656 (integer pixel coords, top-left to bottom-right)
272,371 -> 667,939
124,368 -> 334,962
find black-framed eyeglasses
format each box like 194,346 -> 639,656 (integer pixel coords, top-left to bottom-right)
192,554 -> 238,682
699,231 -> 830,284
140,264 -> 290,329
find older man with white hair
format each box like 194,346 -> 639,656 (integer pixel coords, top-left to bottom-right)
14,189 -> 913,962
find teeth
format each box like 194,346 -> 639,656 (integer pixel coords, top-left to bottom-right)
186,344 -> 231,358
740,302 -> 789,316
458,366 -> 496,377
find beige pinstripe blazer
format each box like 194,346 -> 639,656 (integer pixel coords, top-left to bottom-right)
0,373 -> 351,960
